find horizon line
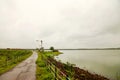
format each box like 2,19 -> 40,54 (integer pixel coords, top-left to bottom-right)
0,47 -> 120,50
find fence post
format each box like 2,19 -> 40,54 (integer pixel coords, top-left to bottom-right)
6,57 -> 8,66
66,75 -> 70,80
55,66 -> 57,80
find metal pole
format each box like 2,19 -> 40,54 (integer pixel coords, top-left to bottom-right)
41,40 -> 43,48
36,40 -> 43,51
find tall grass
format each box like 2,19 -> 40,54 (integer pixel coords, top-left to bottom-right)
0,49 -> 32,75
36,51 -> 54,80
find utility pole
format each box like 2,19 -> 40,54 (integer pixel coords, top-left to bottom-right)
41,40 -> 43,48
40,40 -> 44,52
36,40 -> 44,52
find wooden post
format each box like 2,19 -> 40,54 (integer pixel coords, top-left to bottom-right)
55,66 -> 57,80
6,57 -> 8,66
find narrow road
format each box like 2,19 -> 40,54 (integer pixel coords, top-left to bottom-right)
0,51 -> 38,80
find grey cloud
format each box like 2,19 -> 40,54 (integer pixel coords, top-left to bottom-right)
0,0 -> 120,48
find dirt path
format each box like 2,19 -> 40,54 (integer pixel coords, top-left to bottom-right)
0,51 -> 38,80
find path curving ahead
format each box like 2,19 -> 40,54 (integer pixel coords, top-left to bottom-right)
0,51 -> 38,80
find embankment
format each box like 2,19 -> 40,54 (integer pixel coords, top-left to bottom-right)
36,51 -> 109,80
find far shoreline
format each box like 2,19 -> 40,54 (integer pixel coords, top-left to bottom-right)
1,48 -> 120,50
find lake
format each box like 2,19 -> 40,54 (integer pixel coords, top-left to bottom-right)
55,50 -> 120,80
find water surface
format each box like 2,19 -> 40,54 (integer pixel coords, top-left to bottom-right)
55,50 -> 120,80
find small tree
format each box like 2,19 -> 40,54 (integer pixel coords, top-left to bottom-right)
50,46 -> 59,52
50,46 -> 54,51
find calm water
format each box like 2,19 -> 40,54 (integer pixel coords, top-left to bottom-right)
55,50 -> 120,80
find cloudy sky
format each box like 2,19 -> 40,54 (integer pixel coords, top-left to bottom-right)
0,0 -> 120,49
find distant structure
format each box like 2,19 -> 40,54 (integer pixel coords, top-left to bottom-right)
36,40 -> 44,52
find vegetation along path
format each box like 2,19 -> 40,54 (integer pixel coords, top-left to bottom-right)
0,51 -> 38,80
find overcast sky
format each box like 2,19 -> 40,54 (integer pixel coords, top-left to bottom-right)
0,0 -> 120,49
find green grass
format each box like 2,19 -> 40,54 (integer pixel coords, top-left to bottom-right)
0,49 -> 32,75
36,51 -> 61,80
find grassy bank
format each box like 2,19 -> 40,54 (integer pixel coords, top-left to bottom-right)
0,49 -> 32,75
36,51 -> 61,80
36,51 -> 109,80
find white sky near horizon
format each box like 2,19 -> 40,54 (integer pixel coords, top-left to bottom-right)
0,0 -> 120,49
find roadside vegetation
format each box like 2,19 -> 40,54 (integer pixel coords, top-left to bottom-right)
36,51 -> 61,80
36,49 -> 110,80
0,49 -> 32,75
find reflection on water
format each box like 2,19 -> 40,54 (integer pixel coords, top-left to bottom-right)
55,50 -> 120,80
